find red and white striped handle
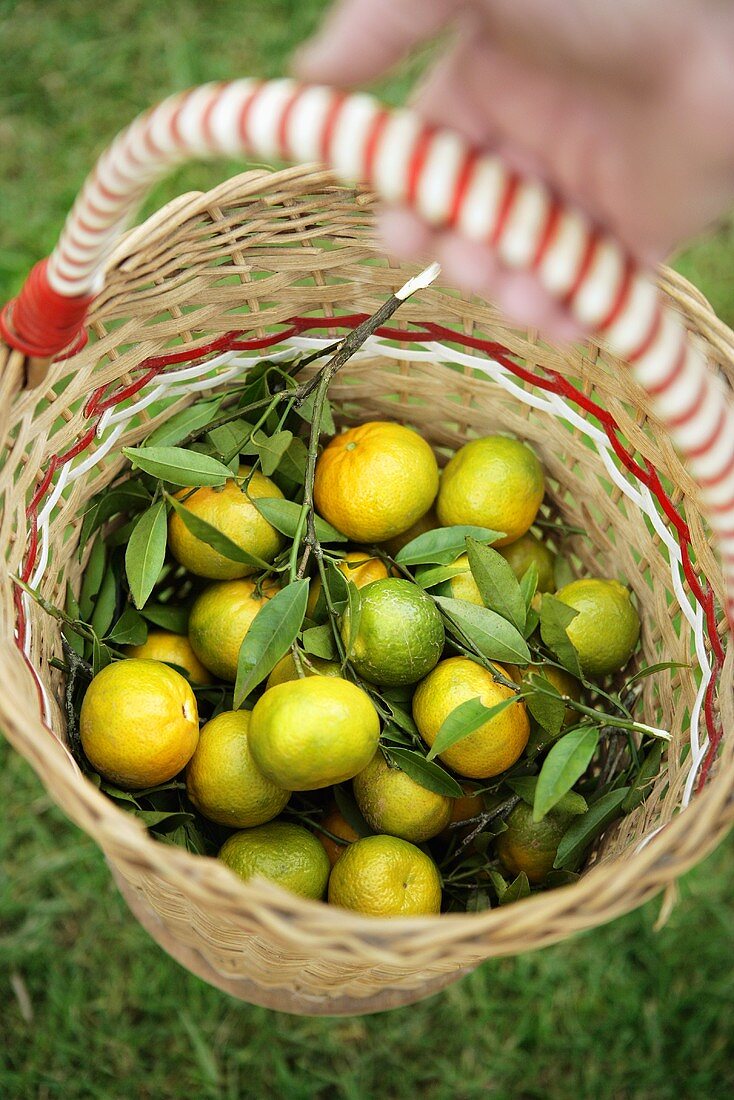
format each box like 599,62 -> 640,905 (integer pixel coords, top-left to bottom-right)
3,77 -> 734,622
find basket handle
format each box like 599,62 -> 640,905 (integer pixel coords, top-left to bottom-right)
2,77 -> 734,622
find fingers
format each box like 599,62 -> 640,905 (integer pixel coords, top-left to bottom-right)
293,0 -> 457,87
376,208 -> 583,344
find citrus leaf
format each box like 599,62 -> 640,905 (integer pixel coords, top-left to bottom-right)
79,537 -> 107,619
80,480 -> 152,544
323,560 -> 350,612
519,561 -> 539,613
296,391 -> 335,434
506,775 -> 587,816
622,743 -> 664,813
90,566 -> 118,639
396,525 -> 504,567
414,563 -> 466,590
140,602 -> 189,634
498,871 -> 531,905
145,399 -> 223,447
539,595 -> 583,678
524,608 -> 540,637
277,437 -> 308,482
301,624 -> 337,660
524,674 -> 566,736
553,787 -> 630,870
384,701 -> 418,737
488,869 -> 510,898
385,747 -> 463,797
243,429 -> 293,476
234,580 -> 309,707
252,497 -> 347,543
435,596 -> 531,665
165,492 -> 269,568
92,637 -> 112,675
342,581 -> 362,659
533,726 -> 599,821
125,502 -> 167,609
623,660 -> 689,687
122,446 -> 232,487
107,607 -> 148,646
466,538 -> 526,633
427,696 -> 520,761
207,420 -> 250,458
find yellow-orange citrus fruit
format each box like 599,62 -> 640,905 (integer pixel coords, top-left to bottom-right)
266,652 -> 342,689
124,630 -> 211,684
342,577 -> 445,687
314,421 -> 439,542
436,435 -> 544,546
353,752 -> 452,843
444,553 -> 483,607
219,822 -> 330,899
168,465 -> 284,580
318,803 -> 361,867
554,578 -> 640,677
249,677 -> 380,790
328,835 -> 442,917
307,549 -> 389,619
80,659 -> 198,789
413,657 -> 529,779
449,785 -> 485,825
499,532 -> 556,592
188,577 -> 277,682
185,710 -> 290,827
496,801 -> 572,884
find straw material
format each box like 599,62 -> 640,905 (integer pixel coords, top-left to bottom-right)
1,165 -> 732,1015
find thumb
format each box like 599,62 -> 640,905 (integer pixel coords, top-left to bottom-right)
293,0 -> 458,87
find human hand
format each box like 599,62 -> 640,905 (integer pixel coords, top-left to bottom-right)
295,0 -> 734,339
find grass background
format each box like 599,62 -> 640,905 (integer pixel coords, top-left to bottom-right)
1,2 -> 733,1097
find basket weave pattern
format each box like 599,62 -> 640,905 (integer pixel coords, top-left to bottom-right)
1,166 -> 733,1013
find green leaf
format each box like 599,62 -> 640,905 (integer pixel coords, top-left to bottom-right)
89,566 -> 118,640
435,596 -> 531,665
165,492 -> 269,569
277,437 -> 308,482
145,399 -> 223,447
135,810 -> 196,830
78,537 -> 106,620
296,391 -> 335,434
427,696 -> 520,761
396,525 -> 504,567
301,624 -> 337,660
524,674 -> 566,736
122,446 -> 232,487
554,788 -> 630,870
466,538 -> 526,633
385,747 -> 463,797
414,563 -> 466,590
384,701 -> 418,737
507,775 -> 587,817
622,743 -> 664,812
533,727 -> 599,821
244,429 -> 293,476
234,580 -> 309,706
206,420 -> 249,458
80,480 -> 152,545
554,556 -> 575,590
624,660 -> 689,687
342,581 -> 362,659
253,497 -> 347,543
524,608 -> 540,637
498,872 -> 531,906
107,607 -> 148,646
125,502 -> 167,609
140,603 -> 189,634
323,560 -> 350,612
519,561 -> 539,612
539,595 -> 583,678
488,869 -> 509,898
92,637 -> 112,675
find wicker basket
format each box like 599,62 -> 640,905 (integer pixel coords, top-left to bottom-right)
1,80 -> 733,1016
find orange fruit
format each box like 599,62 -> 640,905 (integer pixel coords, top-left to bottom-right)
328,835 -> 442,916
168,465 -> 284,580
499,532 -> 556,592
314,421 -> 439,542
307,549 -> 389,619
496,801 -> 573,884
124,630 -> 211,684
219,822 -> 330,899
188,577 -> 277,682
554,578 -> 640,677
413,657 -> 529,779
266,652 -> 342,689
353,751 -> 452,843
318,803 -> 361,867
80,659 -> 198,789
437,435 -> 544,547
380,506 -> 438,558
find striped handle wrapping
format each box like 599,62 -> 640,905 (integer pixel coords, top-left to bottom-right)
3,77 -> 734,622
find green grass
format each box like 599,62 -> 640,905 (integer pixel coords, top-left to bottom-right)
2,2 -> 734,1097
